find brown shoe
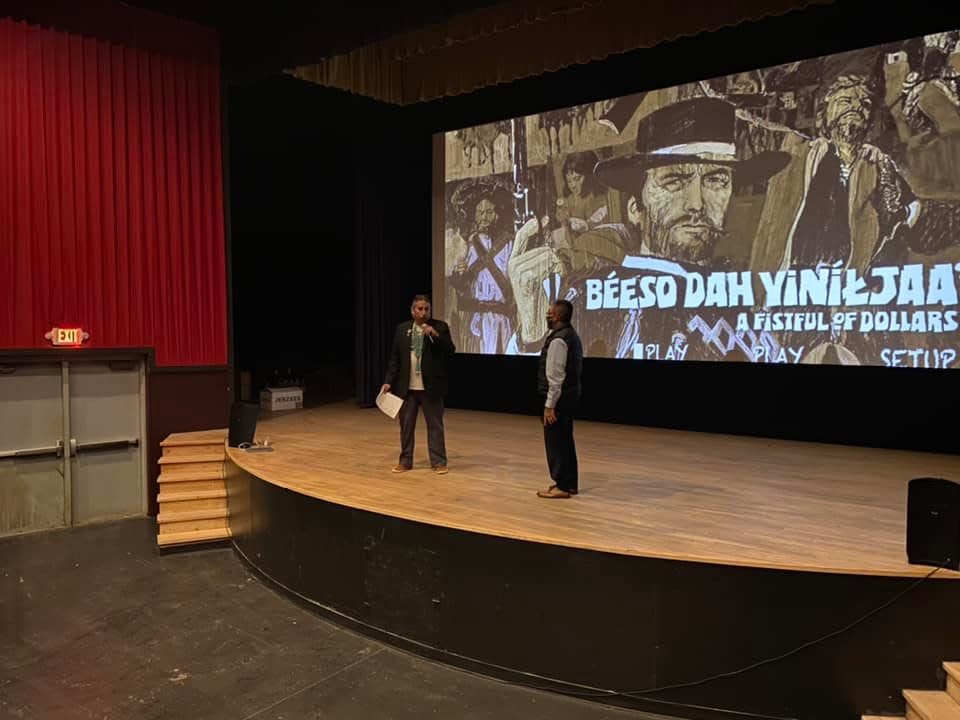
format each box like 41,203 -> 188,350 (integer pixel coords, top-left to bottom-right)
432,465 -> 449,475
537,486 -> 571,498
392,465 -> 412,473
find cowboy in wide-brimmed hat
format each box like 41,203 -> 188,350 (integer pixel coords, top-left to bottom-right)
506,97 -> 790,354
589,97 -> 790,266
595,97 -> 790,197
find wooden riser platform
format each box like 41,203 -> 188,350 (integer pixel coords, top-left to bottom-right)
225,402 -> 960,578
863,663 -> 960,720
947,662 -> 960,706
904,686 -> 960,720
157,429 -> 228,547
223,402 -> 960,720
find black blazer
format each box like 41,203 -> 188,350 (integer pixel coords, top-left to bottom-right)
384,319 -> 456,398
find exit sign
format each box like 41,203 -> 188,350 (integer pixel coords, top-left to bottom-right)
44,327 -> 89,347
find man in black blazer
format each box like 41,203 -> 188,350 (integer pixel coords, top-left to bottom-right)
382,294 -> 456,474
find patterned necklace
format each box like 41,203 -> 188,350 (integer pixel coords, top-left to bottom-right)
411,323 -> 425,374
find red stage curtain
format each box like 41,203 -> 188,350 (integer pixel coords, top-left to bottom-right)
0,17 -> 226,366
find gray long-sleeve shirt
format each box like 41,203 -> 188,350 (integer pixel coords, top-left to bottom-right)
545,338 -> 567,409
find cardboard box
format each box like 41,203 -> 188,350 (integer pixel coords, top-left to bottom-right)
260,387 -> 303,411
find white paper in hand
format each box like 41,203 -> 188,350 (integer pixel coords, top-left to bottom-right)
376,389 -> 403,419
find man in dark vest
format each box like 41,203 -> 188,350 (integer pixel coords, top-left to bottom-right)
382,295 -> 456,474
537,299 -> 583,499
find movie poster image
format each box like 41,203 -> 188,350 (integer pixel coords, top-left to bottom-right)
440,30 -> 960,369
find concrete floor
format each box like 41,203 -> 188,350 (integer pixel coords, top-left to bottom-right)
0,518 -> 653,719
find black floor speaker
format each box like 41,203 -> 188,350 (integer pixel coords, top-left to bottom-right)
228,402 -> 259,447
906,477 -> 960,570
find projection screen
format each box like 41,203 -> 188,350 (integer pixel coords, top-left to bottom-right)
433,29 -> 960,369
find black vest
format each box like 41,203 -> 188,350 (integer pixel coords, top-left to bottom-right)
537,324 -> 583,401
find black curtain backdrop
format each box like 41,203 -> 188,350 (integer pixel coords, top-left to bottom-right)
351,109 -> 392,408
230,76 -> 432,408
352,104 -> 433,407
229,77 -> 357,401
230,0 -> 960,453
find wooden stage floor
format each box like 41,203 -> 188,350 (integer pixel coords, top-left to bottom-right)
225,401 -> 960,579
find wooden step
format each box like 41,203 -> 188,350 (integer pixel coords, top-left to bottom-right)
157,526 -> 232,547
158,454 -> 224,465
904,690 -> 960,720
155,430 -> 230,549
159,495 -> 227,514
157,478 -> 225,495
157,456 -> 224,477
158,469 -> 224,483
161,430 -> 227,446
944,664 -> 960,705
863,716 -> 906,720
157,507 -> 228,525
158,489 -> 227,504
158,515 -> 228,535
162,443 -> 225,459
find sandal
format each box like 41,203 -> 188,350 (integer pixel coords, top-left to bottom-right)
537,486 -> 571,498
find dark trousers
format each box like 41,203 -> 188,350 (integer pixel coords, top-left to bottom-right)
398,390 -> 447,468
543,398 -> 578,493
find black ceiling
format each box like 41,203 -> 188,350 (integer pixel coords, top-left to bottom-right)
120,0 -> 503,76
2,0 -> 502,77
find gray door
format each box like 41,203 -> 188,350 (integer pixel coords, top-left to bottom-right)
0,359 -> 146,537
0,364 -> 68,534
69,362 -> 144,525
